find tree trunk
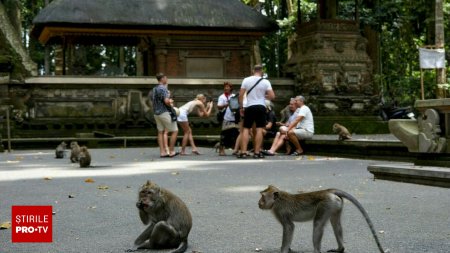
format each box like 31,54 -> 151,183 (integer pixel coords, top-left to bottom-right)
435,0 -> 446,98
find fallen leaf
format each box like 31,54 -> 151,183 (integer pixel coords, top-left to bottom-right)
307,156 -> 315,160
84,178 -> 95,183
43,177 -> 52,180
110,155 -> 116,159
97,185 -> 109,190
15,156 -> 24,161
0,221 -> 11,230
171,172 -> 180,175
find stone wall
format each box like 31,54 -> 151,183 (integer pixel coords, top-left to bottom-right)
6,77 -> 295,138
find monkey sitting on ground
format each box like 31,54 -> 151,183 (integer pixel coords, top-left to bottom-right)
258,185 -> 388,253
55,141 -> 67,159
134,180 -> 192,253
332,123 -> 352,141
78,146 -> 91,168
70,141 -> 81,163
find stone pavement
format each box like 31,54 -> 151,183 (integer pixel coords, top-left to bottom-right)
0,147 -> 449,253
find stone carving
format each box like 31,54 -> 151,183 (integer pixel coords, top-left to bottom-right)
418,109 -> 447,153
286,20 -> 375,116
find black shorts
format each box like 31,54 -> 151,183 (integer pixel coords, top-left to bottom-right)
243,105 -> 266,129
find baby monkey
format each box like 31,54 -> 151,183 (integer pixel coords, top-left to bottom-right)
134,180 -> 192,253
332,123 -> 352,140
70,141 -> 81,163
259,185 -> 388,253
55,141 -> 67,158
78,146 -> 91,168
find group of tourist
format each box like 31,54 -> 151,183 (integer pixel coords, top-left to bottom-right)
150,65 -> 314,158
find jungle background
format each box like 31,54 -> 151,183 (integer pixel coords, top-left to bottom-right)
2,0 -> 450,107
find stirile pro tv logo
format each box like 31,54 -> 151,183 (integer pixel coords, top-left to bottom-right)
12,206 -> 53,243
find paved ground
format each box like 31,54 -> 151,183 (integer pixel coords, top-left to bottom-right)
0,147 -> 449,253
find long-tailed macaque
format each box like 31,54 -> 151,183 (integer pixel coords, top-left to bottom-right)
78,146 -> 91,168
55,141 -> 67,159
70,141 -> 81,163
258,185 -> 387,253
135,181 -> 192,253
332,123 -> 352,141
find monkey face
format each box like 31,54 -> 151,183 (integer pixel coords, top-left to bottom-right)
137,183 -> 161,211
259,186 -> 279,209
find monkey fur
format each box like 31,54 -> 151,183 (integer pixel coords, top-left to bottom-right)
69,141 -> 81,163
135,180 -> 192,253
78,146 -> 91,168
332,123 -> 352,141
259,185 -> 387,253
55,141 -> 67,159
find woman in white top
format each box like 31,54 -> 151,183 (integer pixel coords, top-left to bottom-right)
177,94 -> 213,155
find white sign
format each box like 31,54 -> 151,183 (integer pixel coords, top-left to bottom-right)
419,48 -> 446,69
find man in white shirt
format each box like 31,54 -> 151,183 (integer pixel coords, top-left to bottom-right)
286,95 -> 314,155
238,65 -> 275,158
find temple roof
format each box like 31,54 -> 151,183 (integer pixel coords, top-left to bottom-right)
32,0 -> 278,44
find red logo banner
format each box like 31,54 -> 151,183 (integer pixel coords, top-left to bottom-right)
12,206 -> 53,243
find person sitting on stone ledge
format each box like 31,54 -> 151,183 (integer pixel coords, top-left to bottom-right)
286,95 -> 314,156
262,98 -> 298,156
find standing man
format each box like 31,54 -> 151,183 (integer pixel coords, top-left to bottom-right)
238,65 -> 275,158
152,73 -> 179,158
286,95 -> 314,155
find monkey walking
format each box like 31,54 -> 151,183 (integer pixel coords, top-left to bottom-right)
55,141 -> 67,158
332,123 -> 352,141
134,180 -> 192,253
70,141 -> 81,163
259,185 -> 388,253
78,146 -> 91,168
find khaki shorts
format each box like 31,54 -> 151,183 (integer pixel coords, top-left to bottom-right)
293,128 -> 313,140
154,112 -> 178,132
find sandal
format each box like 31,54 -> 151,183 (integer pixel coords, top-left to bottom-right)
253,153 -> 265,159
237,153 -> 249,158
290,151 -> 304,156
192,150 -> 201,155
169,152 -> 180,158
261,150 -> 275,156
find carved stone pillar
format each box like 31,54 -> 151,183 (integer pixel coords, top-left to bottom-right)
286,20 -> 376,116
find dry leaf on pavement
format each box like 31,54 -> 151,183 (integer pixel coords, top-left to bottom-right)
0,221 -> 11,230
97,185 -> 109,190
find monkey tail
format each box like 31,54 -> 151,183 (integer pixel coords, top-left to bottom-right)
331,189 -> 387,253
171,239 -> 188,253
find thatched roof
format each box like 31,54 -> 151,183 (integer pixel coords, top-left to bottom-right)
32,0 -> 278,43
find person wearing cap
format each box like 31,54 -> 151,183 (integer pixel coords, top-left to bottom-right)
238,65 -> 275,158
286,95 -> 314,155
